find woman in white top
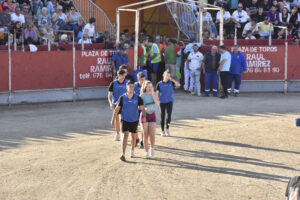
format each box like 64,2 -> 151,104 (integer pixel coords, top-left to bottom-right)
83,17 -> 96,41
78,34 -> 92,44
279,7 -> 290,26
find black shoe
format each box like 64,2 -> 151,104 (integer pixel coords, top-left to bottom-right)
135,138 -> 140,147
120,155 -> 126,161
204,93 -> 209,97
140,141 -> 144,149
220,95 -> 228,99
213,94 -> 218,97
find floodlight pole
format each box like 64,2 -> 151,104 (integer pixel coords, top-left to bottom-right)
219,8 -> 224,45
116,8 -> 120,45
199,8 -> 203,44
134,10 -> 140,70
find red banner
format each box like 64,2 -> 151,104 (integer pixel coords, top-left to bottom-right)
11,51 -> 73,90
0,52 -> 9,91
236,46 -> 285,80
75,49 -> 134,87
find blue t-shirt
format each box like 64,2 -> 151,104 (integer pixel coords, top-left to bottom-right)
134,82 -> 142,95
112,51 -> 129,71
220,51 -> 231,72
141,93 -> 157,114
108,79 -> 128,105
118,93 -> 143,122
156,80 -> 175,103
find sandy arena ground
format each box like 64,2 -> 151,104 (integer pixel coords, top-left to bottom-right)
0,92 -> 299,200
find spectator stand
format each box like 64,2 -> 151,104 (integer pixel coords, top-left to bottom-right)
116,0 -> 223,69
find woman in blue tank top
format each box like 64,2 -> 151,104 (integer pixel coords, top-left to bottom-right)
140,80 -> 160,158
156,70 -> 180,137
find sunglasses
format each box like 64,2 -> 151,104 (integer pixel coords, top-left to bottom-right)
238,6 -> 243,8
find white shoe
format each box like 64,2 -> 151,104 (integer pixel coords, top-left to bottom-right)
166,129 -> 170,136
130,150 -> 135,158
114,134 -> 120,141
190,92 -> 196,95
161,131 -> 166,137
150,148 -> 155,157
197,93 -> 201,97
144,152 -> 150,158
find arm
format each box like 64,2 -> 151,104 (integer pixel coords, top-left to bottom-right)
111,105 -> 121,127
108,91 -> 114,110
241,54 -> 247,73
170,77 -> 180,87
218,59 -> 227,73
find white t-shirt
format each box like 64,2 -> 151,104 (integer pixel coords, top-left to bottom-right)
216,11 -> 231,21
242,22 -> 258,36
83,24 -> 95,37
245,35 -> 256,39
198,12 -> 213,24
232,10 -> 249,23
53,13 -> 67,21
10,13 -> 25,24
78,38 -> 92,44
188,51 -> 204,70
220,51 -> 231,72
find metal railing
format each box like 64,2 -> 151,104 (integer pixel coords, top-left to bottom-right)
72,0 -> 114,36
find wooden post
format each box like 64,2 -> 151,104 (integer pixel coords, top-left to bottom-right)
134,10 -> 140,70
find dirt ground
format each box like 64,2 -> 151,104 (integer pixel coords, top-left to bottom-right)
0,91 -> 299,200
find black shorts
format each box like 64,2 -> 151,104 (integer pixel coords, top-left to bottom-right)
121,120 -> 139,133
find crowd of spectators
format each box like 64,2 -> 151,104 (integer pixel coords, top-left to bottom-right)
0,0 -> 115,48
185,0 -> 300,43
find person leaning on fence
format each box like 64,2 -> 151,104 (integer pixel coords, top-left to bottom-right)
38,7 -> 54,44
203,45 -> 221,97
218,45 -> 231,99
257,16 -> 274,39
164,38 -> 181,80
24,23 -> 39,45
228,45 -> 247,96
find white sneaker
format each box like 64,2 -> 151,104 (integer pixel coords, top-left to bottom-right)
130,150 -> 135,158
190,92 -> 196,95
166,129 -> 170,136
161,131 -> 166,137
114,134 -> 120,141
197,93 -> 201,97
150,148 -> 155,157
144,152 -> 150,158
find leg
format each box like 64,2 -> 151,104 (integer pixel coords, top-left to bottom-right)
166,102 -> 173,131
149,122 -> 156,148
190,71 -> 196,94
121,132 -> 129,155
227,73 -> 234,94
204,72 -> 211,95
220,72 -> 228,96
234,74 -> 242,94
184,62 -> 190,90
169,64 -> 176,80
116,114 -> 120,135
160,103 -> 166,132
212,71 -> 219,95
142,122 -> 149,153
131,133 -> 137,151
195,70 -> 201,95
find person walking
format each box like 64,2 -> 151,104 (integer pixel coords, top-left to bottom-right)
111,81 -> 145,161
140,80 -> 160,158
203,45 -> 221,97
186,44 -> 204,97
164,39 -> 181,80
228,45 -> 247,96
108,70 -> 128,141
218,45 -> 231,99
156,70 -> 180,137
134,72 -> 146,148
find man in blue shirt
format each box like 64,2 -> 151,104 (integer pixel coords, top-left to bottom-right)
228,45 -> 247,96
112,46 -> 131,76
218,45 -> 231,99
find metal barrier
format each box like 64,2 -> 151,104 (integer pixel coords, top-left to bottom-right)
72,0 -> 115,36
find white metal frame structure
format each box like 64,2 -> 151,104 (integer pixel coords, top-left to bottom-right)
116,0 -> 223,69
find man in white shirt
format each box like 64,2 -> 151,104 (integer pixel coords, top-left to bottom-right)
11,7 -> 25,27
218,45 -> 231,99
187,44 -> 204,96
232,3 -> 250,29
242,18 -> 259,37
216,9 -> 234,37
78,34 -> 92,44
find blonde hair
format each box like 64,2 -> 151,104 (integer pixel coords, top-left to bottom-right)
140,80 -> 152,95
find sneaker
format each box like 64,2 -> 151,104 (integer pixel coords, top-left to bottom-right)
135,138 -> 140,147
130,150 -> 135,158
144,152 -> 150,158
114,134 -> 120,141
150,148 -> 155,157
219,95 -> 228,99
234,92 -> 239,97
190,92 -> 196,95
197,93 -> 201,97
140,141 -> 144,149
166,129 -> 170,136
161,131 -> 166,137
120,155 -> 126,161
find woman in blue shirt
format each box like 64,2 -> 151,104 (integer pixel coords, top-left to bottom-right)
156,70 -> 180,137
140,80 -> 160,158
